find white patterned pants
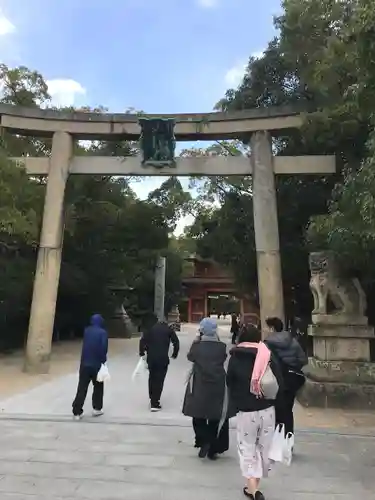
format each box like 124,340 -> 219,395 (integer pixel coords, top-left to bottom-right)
236,406 -> 275,479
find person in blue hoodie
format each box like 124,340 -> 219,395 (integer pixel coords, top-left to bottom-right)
72,314 -> 108,420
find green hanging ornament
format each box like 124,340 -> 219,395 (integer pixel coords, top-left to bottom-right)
139,117 -> 176,168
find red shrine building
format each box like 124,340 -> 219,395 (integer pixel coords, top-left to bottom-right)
182,254 -> 260,324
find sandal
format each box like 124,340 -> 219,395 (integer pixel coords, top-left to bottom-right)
243,487 -> 254,499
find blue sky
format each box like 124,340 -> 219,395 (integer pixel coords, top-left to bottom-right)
0,0 -> 281,232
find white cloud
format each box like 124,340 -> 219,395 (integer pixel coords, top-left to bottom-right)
174,214 -> 194,236
252,50 -> 264,59
46,79 -> 86,107
0,10 -> 15,36
224,62 -> 246,88
196,0 -> 218,7
224,50 -> 265,88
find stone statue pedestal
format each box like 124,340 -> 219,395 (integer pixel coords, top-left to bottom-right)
299,252 -> 375,409
309,323 -> 374,362
299,319 -> 375,409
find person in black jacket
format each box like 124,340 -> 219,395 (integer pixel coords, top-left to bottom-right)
227,324 -> 284,500
264,316 -> 307,437
139,314 -> 180,412
230,313 -> 240,345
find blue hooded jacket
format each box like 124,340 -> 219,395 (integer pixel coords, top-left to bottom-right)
80,314 -> 108,369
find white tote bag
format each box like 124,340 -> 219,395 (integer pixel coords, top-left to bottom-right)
268,423 -> 285,463
260,364 -> 279,400
97,363 -> 110,383
131,356 -> 148,382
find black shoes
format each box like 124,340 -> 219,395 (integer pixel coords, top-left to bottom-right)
198,443 -> 210,458
150,402 -> 162,412
255,492 -> 265,500
243,489 -> 265,500
198,444 -> 218,460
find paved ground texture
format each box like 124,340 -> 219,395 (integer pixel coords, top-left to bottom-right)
0,338 -> 127,399
0,418 -> 374,500
0,323 -> 374,499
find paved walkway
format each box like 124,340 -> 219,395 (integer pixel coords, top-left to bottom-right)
0,324 -> 374,499
0,338 -> 127,400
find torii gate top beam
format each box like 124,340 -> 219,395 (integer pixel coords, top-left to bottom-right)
0,103 -> 306,141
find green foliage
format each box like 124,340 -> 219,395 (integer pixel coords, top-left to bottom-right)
189,192 -> 256,294
0,65 -> 190,349
0,156 -> 43,244
187,0 -> 375,320
147,176 -> 193,231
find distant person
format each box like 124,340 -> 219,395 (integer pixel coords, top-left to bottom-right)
72,313 -> 108,420
139,314 -> 180,412
183,317 -> 234,460
227,324 -> 284,499
264,316 -> 307,440
230,313 -> 240,345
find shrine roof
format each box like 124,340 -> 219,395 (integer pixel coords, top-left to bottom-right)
0,103 -> 307,140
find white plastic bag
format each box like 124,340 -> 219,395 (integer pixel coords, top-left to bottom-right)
268,423 -> 285,463
282,432 -> 294,466
131,356 -> 148,382
97,363 -> 110,383
268,424 -> 294,466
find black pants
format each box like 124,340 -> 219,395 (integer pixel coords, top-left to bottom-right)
276,370 -> 305,434
193,418 -> 229,455
72,366 -> 104,416
148,363 -> 168,406
231,329 -> 239,344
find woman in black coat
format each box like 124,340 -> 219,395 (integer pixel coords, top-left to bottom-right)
182,317 -> 233,460
227,324 -> 284,500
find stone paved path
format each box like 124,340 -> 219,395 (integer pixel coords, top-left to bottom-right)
0,324 -> 374,499
0,417 -> 374,499
0,326 -> 200,423
0,338 -> 128,400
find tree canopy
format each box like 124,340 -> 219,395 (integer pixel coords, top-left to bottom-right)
0,65 -> 191,350
3,0 -> 375,346
184,0 -> 375,322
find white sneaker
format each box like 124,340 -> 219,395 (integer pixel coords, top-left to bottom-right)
150,403 -> 162,412
92,409 -> 104,417
73,413 -> 83,421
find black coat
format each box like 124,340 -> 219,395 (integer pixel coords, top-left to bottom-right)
139,321 -> 179,366
182,339 -> 229,420
230,316 -> 239,334
265,331 -> 307,372
226,345 -> 284,414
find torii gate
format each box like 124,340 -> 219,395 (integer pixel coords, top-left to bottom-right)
0,104 -> 335,373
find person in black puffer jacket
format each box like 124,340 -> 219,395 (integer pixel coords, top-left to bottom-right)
264,317 -> 307,437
